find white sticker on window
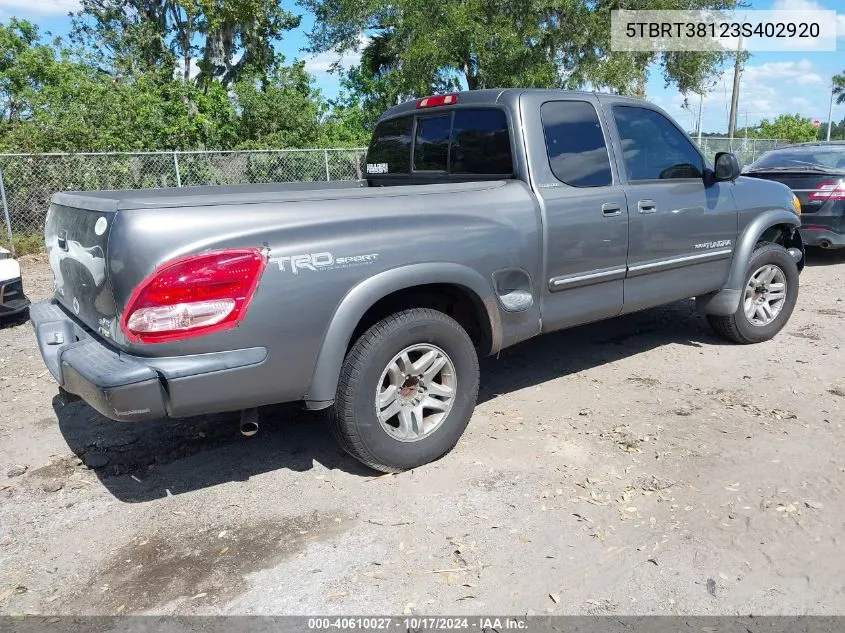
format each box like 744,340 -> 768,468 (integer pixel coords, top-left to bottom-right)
366,163 -> 389,174
94,216 -> 108,236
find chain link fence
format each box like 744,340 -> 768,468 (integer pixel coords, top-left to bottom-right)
0,148 -> 366,255
696,137 -> 789,166
0,138 -> 790,255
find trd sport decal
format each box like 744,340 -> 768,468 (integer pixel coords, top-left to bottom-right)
271,252 -> 380,274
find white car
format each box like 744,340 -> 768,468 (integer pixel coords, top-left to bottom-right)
0,247 -> 29,317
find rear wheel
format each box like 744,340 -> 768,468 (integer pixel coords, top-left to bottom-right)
329,308 -> 479,472
707,242 -> 799,344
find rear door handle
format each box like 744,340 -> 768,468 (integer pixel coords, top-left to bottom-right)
601,203 -> 622,217
637,199 -> 656,214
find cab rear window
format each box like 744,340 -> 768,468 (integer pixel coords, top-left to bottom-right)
366,108 -> 513,178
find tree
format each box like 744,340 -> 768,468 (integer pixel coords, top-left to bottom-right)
232,60 -> 327,148
816,116 -> 845,141
0,61 -> 242,152
70,1 -> 176,80
0,19 -> 60,123
0,15 -> 342,152
833,70 -> 845,105
326,33 -> 408,136
70,0 -> 300,86
302,0 -> 739,100
756,114 -> 818,144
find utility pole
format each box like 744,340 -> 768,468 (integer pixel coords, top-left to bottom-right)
827,81 -> 834,142
696,92 -> 704,145
728,35 -> 743,139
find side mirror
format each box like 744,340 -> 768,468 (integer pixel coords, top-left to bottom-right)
713,152 -> 741,181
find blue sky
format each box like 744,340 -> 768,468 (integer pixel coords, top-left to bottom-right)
2,0 -> 843,134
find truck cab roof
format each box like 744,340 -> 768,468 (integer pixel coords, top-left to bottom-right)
378,88 -> 648,122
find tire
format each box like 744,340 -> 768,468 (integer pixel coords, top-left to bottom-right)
328,308 -> 479,472
707,242 -> 799,344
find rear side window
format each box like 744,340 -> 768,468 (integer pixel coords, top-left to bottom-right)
367,116 -> 412,175
451,109 -> 512,174
613,106 -> 703,181
414,115 -> 451,171
541,101 -> 612,187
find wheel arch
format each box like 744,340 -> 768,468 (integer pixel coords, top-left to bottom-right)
697,209 -> 801,316
305,263 -> 501,409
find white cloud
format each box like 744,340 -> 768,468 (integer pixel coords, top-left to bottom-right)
771,0 -> 845,39
0,0 -> 79,15
304,49 -> 361,75
174,57 -> 201,81
651,58 -> 839,133
304,34 -> 369,75
743,59 -> 823,87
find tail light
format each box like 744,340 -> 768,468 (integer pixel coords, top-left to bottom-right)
808,181 -> 845,201
121,248 -> 267,343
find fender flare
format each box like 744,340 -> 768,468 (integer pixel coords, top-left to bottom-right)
696,208 -> 801,316
304,263 -> 501,408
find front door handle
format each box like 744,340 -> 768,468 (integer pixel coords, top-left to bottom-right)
601,202 -> 622,217
637,199 -> 657,214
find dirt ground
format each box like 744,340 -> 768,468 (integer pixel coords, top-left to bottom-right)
2,251 -> 845,616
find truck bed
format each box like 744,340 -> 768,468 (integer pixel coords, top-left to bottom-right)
52,179 -> 513,212
51,180 -> 367,212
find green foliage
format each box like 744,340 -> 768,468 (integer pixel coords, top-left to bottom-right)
194,0 -> 301,85
231,61 -> 326,148
755,114 -> 818,144
0,60 -> 241,151
303,0 -> 739,101
0,2 -> 784,153
0,232 -> 43,256
0,13 -> 359,152
0,19 -> 60,123
70,0 -> 301,86
329,63 -> 402,139
833,70 -> 845,106
318,101 -> 372,148
815,117 -> 845,141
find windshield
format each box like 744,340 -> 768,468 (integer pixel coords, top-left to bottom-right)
747,146 -> 845,171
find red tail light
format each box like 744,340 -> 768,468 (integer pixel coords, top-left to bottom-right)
417,94 -> 458,108
121,248 -> 267,343
809,181 -> 845,201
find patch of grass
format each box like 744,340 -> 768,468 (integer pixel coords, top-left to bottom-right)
0,232 -> 44,256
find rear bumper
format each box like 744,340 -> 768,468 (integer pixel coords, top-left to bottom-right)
800,226 -> 845,248
800,212 -> 845,248
0,276 -> 29,316
30,300 -> 268,422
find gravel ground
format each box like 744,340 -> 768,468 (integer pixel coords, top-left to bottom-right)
1,251 -> 845,616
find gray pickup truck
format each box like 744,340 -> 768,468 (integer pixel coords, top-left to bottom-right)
31,89 -> 804,472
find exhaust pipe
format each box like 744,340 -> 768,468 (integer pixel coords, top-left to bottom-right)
240,408 -> 259,437
818,239 -> 832,249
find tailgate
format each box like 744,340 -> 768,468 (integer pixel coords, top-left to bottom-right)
45,202 -> 116,336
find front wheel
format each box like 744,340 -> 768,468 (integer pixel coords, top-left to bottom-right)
328,308 -> 479,472
707,242 -> 799,344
